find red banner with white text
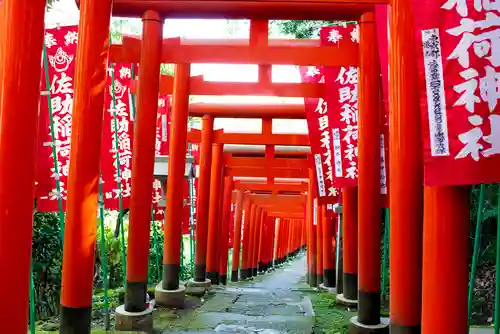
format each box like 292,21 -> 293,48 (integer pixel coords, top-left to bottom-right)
413,0 -> 500,186
320,25 -> 389,202
321,25 -> 360,187
300,66 -> 339,202
37,26 -> 78,212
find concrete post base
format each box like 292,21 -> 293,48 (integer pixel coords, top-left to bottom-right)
349,316 -> 389,334
114,304 -> 154,332
336,294 -> 358,307
185,278 -> 211,297
319,283 -> 337,294
155,283 -> 186,309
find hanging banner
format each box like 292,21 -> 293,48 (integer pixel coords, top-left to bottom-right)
320,25 -> 389,202
153,95 -> 171,221
37,26 -> 79,212
300,66 -> 338,201
101,63 -> 134,210
320,25 -> 360,188
413,0 -> 500,186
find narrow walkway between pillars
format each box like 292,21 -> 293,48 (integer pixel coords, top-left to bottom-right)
155,255 -> 314,333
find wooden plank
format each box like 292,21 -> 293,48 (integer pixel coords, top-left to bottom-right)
214,133 -> 309,146
234,182 -> 307,192
226,157 -> 309,169
227,167 -> 307,178
130,75 -> 325,98
109,37 -> 358,66
189,103 -> 305,119
104,0 -> 384,20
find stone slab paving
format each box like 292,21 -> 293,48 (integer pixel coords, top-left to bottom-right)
470,328 -> 493,333
158,255 -> 313,333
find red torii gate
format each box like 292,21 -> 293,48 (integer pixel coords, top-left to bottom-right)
0,0 -> 446,333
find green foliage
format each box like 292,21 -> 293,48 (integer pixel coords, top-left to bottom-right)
271,20 -> 335,39
31,212 -> 194,321
31,213 -> 63,319
47,0 -> 59,10
271,20 -> 357,39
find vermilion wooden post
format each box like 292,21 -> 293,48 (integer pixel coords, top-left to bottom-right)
126,10 -> 162,312
59,0 -> 112,331
231,190 -> 244,281
214,172 -> 225,283
316,200 -> 324,285
422,187 -> 469,333
307,170 -> 318,287
340,187 -> 358,303
389,0 -> 424,331
219,175 -> 233,285
355,11 -> 385,329
281,219 -> 287,262
267,216 -> 276,269
322,204 -> 336,288
240,201 -> 253,279
0,1 -> 4,111
257,210 -> 266,272
251,207 -> 263,276
0,1 -> 45,332
306,219 -> 311,283
162,62 -> 191,292
261,216 -> 269,270
206,143 -> 223,284
194,115 -> 214,282
274,218 -> 281,266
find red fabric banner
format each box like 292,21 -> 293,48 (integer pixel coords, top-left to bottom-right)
413,0 -> 500,186
320,25 -> 389,204
300,66 -> 339,201
37,26 -> 78,212
321,25 -> 360,188
101,63 -> 134,210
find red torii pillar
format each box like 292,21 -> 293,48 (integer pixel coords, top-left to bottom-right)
265,216 -> 277,270
307,170 -> 318,287
257,210 -> 266,272
251,206 -> 263,276
352,11 -> 387,331
0,0 -> 45,332
124,10 -> 162,317
274,218 -> 282,266
389,0 -> 424,330
206,143 -> 223,285
241,202 -> 255,280
315,200 -> 324,285
338,187 -> 358,306
219,175 -> 233,285
321,204 -> 336,289
214,170 -> 226,282
231,189 -> 244,281
58,0 -> 112,332
156,62 -> 191,307
193,115 -> 214,283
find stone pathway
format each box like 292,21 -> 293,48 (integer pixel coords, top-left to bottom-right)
155,255 -> 314,333
470,328 -> 493,333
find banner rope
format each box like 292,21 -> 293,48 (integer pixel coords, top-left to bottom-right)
98,175 -> 110,330
468,183 -> 485,329
188,142 -> 196,277
381,208 -> 390,305
494,185 -> 500,334
151,207 -> 161,283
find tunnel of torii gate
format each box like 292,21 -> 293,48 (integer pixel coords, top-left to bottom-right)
0,0 -> 471,333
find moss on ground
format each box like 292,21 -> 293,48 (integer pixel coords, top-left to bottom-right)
307,291 -> 355,334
